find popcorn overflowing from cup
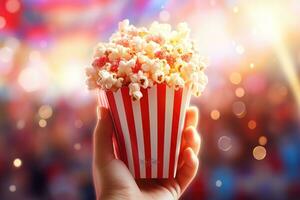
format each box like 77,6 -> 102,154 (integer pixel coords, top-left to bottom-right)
86,19 -> 208,100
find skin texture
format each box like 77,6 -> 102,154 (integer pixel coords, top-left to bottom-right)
93,106 -> 201,200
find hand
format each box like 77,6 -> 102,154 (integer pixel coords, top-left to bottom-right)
93,106 -> 200,200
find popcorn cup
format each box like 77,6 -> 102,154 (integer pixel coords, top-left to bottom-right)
98,84 -> 192,178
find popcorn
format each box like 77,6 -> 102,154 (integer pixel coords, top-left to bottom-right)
152,70 -> 165,84
94,44 -> 106,58
118,58 -> 136,76
86,19 -> 208,100
107,48 -> 119,62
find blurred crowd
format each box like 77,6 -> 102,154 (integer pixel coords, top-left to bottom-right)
1,0 -> 300,199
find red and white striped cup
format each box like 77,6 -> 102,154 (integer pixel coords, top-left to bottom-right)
98,84 -> 192,178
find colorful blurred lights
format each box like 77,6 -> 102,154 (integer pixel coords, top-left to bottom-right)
258,136 -> 268,146
6,0 -> 21,13
0,46 -> 13,63
18,67 -> 43,92
210,110 -> 220,120
229,72 -> 242,85
218,136 -> 232,151
232,101 -> 246,118
9,185 -> 16,192
38,105 -> 53,119
39,119 -> 47,128
216,180 -> 222,187
253,146 -> 266,160
13,158 -> 22,168
233,6 -> 239,13
74,143 -> 81,150
248,120 -> 257,130
235,87 -> 245,98
16,120 -> 25,130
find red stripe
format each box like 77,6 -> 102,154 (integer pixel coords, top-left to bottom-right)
157,84 -> 166,178
106,91 -> 128,167
140,88 -> 151,178
168,88 -> 183,177
121,88 -> 141,178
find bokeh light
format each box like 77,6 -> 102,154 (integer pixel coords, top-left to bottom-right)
230,72 -> 242,85
253,146 -> 267,160
218,136 -> 232,151
216,180 -> 222,187
16,120 -> 25,130
13,158 -> 22,168
258,136 -> 268,146
210,109 -> 220,120
74,143 -> 82,150
39,119 -> 47,128
5,0 -> 21,13
235,87 -> 245,98
1,0 -> 300,199
232,101 -> 247,118
9,185 -> 16,192
18,67 -> 43,92
38,105 -> 53,119
248,120 -> 257,130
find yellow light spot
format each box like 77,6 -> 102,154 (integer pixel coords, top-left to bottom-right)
235,87 -> 245,98
38,105 -> 53,119
248,120 -> 257,130
233,6 -> 239,13
39,119 -> 47,128
232,101 -> 246,118
253,146 -> 266,160
9,185 -> 16,192
210,109 -> 220,120
13,158 -> 22,168
259,136 -> 268,146
250,63 -> 255,69
229,72 -> 242,85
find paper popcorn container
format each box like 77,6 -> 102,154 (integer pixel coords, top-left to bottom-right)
98,84 -> 192,178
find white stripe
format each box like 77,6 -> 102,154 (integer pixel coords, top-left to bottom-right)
148,85 -> 158,178
113,90 -> 136,177
163,86 -> 175,178
173,85 -> 192,177
132,100 -> 146,178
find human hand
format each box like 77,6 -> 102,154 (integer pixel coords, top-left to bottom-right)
93,106 -> 200,200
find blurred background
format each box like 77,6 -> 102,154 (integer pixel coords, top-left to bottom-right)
1,0 -> 300,199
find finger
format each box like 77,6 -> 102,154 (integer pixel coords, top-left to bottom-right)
184,106 -> 198,128
93,106 -> 115,169
176,148 -> 199,194
182,126 -> 201,155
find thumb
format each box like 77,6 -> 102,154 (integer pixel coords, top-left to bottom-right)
93,106 -> 115,169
